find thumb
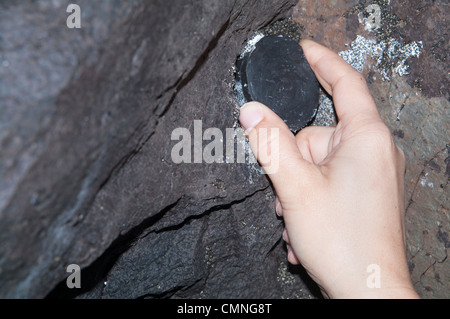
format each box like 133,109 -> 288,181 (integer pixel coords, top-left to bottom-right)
239,102 -> 317,203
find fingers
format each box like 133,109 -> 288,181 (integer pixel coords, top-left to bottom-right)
283,229 -> 301,265
277,201 -> 300,265
296,126 -> 336,165
275,196 -> 283,217
283,229 -> 289,243
239,102 -> 318,201
300,40 -> 381,126
287,245 -> 301,265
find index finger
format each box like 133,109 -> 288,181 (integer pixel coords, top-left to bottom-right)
300,39 -> 381,124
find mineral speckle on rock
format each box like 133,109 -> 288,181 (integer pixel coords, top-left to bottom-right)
0,0 -> 448,299
0,0 -> 302,299
294,0 -> 449,298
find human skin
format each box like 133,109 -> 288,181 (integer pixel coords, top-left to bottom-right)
238,40 -> 419,299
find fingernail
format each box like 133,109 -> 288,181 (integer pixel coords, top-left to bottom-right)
275,197 -> 282,217
287,245 -> 294,259
282,229 -> 288,242
299,39 -> 314,49
239,102 -> 264,132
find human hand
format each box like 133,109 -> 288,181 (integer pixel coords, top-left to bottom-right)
238,40 -> 419,299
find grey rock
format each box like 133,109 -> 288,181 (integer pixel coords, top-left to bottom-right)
293,0 -> 449,298
1,0 -> 316,299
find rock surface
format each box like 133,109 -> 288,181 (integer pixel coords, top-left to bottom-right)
1,0 -> 448,299
294,0 -> 449,298
1,0 -> 312,299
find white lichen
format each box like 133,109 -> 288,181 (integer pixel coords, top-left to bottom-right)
239,32 -> 265,59
338,35 -> 384,73
420,173 -> 434,188
338,35 -> 423,81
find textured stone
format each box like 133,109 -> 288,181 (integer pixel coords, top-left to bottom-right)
294,0 -> 449,298
78,189 -> 297,299
1,0 -> 447,300
0,0 -> 304,299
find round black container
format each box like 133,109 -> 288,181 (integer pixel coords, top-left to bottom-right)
235,35 -> 320,132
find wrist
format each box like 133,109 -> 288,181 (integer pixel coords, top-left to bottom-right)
355,285 -> 420,299
331,279 -> 420,299
320,264 -> 420,299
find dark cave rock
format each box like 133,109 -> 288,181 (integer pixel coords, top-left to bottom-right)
0,0 -> 317,299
